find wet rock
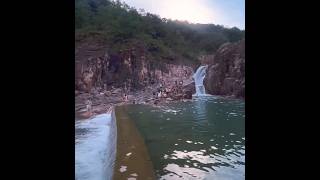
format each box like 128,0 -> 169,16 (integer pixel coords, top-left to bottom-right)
171,94 -> 184,100
183,91 -> 192,99
182,82 -> 195,99
154,99 -> 160,105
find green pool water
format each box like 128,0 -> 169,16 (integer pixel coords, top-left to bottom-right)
123,96 -> 245,179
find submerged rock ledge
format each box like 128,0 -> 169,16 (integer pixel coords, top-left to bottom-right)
113,105 -> 156,180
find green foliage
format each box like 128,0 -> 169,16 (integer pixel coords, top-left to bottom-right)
75,0 -> 92,29
75,0 -> 245,64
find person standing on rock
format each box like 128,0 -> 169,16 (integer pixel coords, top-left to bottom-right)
86,99 -> 92,113
123,93 -> 128,102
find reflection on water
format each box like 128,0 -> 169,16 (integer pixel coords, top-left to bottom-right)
193,97 -> 207,121
125,97 -> 245,179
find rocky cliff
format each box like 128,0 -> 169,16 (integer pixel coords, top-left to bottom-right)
204,39 -> 245,98
75,37 -> 194,93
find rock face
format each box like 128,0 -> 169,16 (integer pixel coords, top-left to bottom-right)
204,39 -> 245,98
182,82 -> 195,99
75,37 -> 194,93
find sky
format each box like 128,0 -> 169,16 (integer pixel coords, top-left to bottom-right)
122,0 -> 245,30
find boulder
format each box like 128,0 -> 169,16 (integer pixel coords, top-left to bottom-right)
204,39 -> 245,98
183,91 -> 193,99
104,91 -> 112,96
112,88 -> 122,94
182,82 -> 195,99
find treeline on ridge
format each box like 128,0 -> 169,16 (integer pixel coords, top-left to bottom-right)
75,0 -> 245,64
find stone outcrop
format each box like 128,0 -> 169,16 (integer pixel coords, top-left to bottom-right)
204,39 -> 245,98
182,82 -> 195,99
75,38 -> 194,93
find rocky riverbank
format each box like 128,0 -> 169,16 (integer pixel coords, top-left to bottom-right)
75,37 -> 245,120
75,78 -> 196,120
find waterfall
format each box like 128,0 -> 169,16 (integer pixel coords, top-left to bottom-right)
192,65 -> 209,96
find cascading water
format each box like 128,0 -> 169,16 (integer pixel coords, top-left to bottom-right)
75,113 -> 116,180
192,65 -> 209,96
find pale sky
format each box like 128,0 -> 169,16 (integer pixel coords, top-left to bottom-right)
122,0 -> 245,29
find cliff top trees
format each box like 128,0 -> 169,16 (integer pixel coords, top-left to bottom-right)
75,0 -> 245,64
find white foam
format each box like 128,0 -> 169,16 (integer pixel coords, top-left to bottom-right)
120,166 -> 127,173
193,163 -> 198,167
211,146 -> 218,150
164,109 -> 180,113
75,114 -> 114,180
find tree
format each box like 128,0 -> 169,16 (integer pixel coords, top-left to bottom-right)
75,0 -> 245,64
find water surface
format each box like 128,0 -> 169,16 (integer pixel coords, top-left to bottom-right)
124,96 -> 245,179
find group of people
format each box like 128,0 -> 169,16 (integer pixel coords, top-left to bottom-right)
156,89 -> 168,98
155,82 -> 167,98
155,79 -> 184,99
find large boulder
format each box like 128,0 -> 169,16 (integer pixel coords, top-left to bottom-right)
182,82 -> 195,99
204,39 -> 245,98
